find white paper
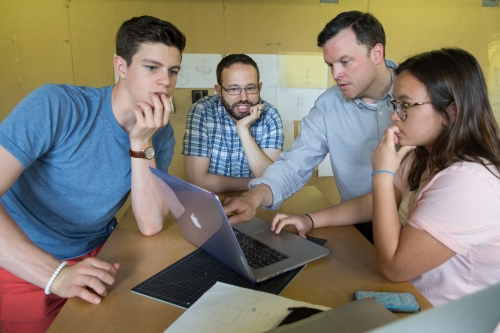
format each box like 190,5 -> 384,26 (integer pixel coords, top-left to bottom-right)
247,54 -> 279,88
278,53 -> 328,89
260,88 -> 277,106
177,54 -> 222,88
277,88 -> 324,121
318,154 -> 334,177
164,282 -> 330,333
282,119 -> 295,151
488,33 -> 500,124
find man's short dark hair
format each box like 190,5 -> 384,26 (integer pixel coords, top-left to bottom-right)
317,11 -> 386,56
116,16 -> 186,65
216,54 -> 260,85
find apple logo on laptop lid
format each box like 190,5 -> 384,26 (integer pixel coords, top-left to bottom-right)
191,213 -> 201,229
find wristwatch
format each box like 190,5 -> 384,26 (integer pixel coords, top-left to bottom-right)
129,146 -> 155,160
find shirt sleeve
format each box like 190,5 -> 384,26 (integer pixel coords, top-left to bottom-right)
154,122 -> 175,173
249,102 -> 330,209
257,103 -> 283,150
407,166 -> 500,255
182,102 -> 210,157
0,85 -> 71,169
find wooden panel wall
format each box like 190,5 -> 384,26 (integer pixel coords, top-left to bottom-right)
1,0 -> 499,180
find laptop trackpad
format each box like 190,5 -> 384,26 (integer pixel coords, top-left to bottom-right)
234,217 -> 328,260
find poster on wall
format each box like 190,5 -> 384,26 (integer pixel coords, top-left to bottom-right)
177,54 -> 222,88
488,33 -> 500,122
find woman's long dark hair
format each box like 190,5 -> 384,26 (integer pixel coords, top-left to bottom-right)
395,48 -> 500,190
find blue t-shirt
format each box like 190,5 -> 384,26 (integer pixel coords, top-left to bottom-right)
0,84 -> 174,259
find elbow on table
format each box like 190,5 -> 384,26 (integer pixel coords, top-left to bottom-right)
377,263 -> 413,283
139,225 -> 162,237
136,219 -> 163,236
380,271 -> 408,283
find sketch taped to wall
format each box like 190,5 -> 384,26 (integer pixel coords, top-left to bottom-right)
247,54 -> 279,88
488,33 -> 500,123
177,54 -> 222,88
278,52 -> 328,89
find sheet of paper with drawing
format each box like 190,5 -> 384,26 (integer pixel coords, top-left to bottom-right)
177,54 -> 222,88
164,282 -> 330,333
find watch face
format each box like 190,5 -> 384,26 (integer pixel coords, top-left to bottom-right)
144,147 -> 155,160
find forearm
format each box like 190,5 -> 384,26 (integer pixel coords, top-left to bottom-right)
250,155 -> 317,210
223,184 -> 274,225
184,155 -> 252,193
191,173 -> 252,193
241,184 -> 273,208
0,148 -> 60,288
371,174 -> 403,278
250,116 -> 329,209
130,157 -> 169,236
237,127 -> 274,177
271,193 -> 373,237
308,193 -> 373,228
0,204 -> 61,289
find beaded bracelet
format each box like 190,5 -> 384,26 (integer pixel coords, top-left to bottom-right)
44,261 -> 68,295
304,213 -> 315,232
371,169 -> 396,177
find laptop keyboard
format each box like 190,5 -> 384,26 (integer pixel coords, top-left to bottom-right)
233,229 -> 289,270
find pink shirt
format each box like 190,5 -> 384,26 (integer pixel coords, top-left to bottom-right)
395,154 -> 500,307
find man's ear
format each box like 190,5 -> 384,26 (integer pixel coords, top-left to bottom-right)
370,43 -> 384,65
113,55 -> 128,80
214,84 -> 222,97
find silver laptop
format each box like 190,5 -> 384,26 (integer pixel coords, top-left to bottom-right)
366,282 -> 500,333
266,282 -> 500,333
150,167 -> 330,283
265,298 -> 398,333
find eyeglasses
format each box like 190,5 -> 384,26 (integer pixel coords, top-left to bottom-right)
388,100 -> 431,120
388,99 -> 450,121
220,85 -> 260,96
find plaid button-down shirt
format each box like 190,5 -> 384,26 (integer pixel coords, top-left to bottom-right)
182,94 -> 283,177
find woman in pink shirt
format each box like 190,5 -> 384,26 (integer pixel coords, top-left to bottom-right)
272,48 -> 500,307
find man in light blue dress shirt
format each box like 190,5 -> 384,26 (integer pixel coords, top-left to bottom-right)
224,11 -> 396,243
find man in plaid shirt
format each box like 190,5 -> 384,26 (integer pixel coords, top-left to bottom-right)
182,54 -> 283,193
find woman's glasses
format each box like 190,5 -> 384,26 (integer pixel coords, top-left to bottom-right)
388,99 -> 451,120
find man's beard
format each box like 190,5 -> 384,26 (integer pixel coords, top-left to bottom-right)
221,96 -> 257,121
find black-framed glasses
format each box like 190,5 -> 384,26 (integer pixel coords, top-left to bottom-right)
388,99 -> 450,121
220,85 -> 260,96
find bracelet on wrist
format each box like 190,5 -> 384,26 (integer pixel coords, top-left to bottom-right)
371,169 -> 396,177
44,261 -> 68,295
304,213 -> 314,232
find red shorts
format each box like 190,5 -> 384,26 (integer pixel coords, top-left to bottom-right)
0,243 -> 105,333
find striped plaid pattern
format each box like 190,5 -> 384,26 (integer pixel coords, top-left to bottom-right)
182,94 -> 283,177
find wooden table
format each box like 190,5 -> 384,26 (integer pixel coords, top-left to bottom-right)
48,186 -> 432,332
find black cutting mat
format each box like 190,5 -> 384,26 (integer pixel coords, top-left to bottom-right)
131,236 -> 327,308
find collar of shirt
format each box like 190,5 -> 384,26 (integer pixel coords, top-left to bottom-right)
214,95 -> 237,127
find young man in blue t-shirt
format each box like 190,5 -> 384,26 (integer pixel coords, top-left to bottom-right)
0,16 -> 186,332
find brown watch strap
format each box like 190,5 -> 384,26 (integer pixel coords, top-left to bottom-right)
129,146 -> 154,159
129,149 -> 147,158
